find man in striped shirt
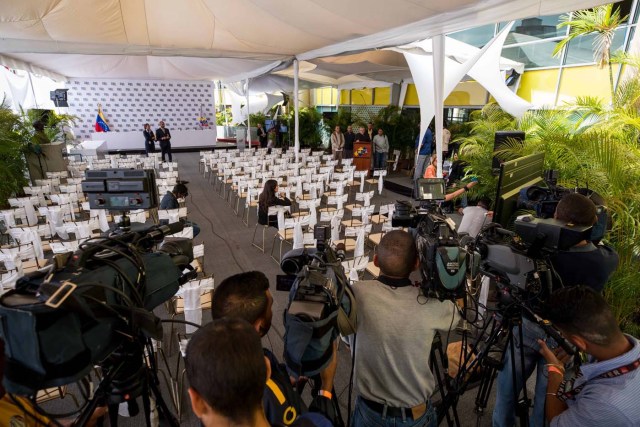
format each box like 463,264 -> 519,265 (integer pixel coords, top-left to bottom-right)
538,286 -> 640,427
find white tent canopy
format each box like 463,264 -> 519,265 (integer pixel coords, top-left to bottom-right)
0,0 -> 609,82
0,0 -> 610,154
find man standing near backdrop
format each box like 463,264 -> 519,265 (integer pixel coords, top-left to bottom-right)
156,120 -> 173,163
257,123 -> 268,149
331,125 -> 345,165
366,122 -> 376,141
372,128 -> 389,169
344,125 -> 356,159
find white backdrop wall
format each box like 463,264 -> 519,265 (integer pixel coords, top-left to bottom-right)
66,79 -> 215,140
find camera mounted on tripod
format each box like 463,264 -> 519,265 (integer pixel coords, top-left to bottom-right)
0,169 -> 193,426
392,178 -> 468,300
277,225 -> 355,378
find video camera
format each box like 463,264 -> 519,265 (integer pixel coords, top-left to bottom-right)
0,169 -> 193,426
277,226 -> 355,378
518,169 -> 608,242
392,178 -> 468,300
0,223 -> 194,391
468,214 -> 592,312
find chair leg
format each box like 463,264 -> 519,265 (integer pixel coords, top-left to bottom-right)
270,234 -> 280,262
242,205 -> 249,226
251,224 -> 266,252
234,195 -> 242,216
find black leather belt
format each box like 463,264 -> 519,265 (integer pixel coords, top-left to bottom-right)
361,398 -> 413,418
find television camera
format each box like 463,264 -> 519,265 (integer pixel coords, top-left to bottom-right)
392,178 -> 468,300
391,172 -> 582,426
430,153 -> 595,427
0,169 -> 194,426
277,226 -> 355,378
518,170 -> 608,242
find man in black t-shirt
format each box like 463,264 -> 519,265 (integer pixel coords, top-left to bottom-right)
549,193 -> 618,291
186,317 -> 332,427
354,126 -> 370,143
210,272 -> 337,426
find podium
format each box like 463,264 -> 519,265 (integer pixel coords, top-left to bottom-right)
353,142 -> 372,172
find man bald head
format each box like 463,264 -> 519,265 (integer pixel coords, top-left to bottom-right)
374,230 -> 418,278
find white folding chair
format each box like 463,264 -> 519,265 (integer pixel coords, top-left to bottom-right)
270,213 -> 310,264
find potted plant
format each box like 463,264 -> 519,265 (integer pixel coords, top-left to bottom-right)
14,107 -> 77,181
0,99 -> 29,208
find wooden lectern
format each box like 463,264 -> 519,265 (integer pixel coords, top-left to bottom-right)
353,142 -> 372,172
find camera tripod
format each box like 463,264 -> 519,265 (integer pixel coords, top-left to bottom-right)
75,339 -> 179,427
430,288 -> 536,427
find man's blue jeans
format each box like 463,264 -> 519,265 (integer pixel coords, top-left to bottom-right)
352,397 -> 437,427
492,319 -> 551,427
374,152 -> 388,169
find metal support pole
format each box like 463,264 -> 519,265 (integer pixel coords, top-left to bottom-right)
294,59 -> 300,160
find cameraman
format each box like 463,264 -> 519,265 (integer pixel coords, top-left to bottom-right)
493,193 -> 619,427
159,183 -> 201,237
186,317 -> 332,427
549,193 -> 618,291
350,230 -> 459,427
457,196 -> 492,238
211,271 -> 337,426
538,286 -> 640,427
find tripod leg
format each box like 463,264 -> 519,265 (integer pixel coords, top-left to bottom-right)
474,364 -> 498,418
431,334 -> 457,427
141,379 -> 152,427
148,372 -> 180,427
331,386 -> 346,427
512,321 -> 531,427
108,404 -> 119,427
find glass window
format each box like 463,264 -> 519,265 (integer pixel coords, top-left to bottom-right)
564,27 -> 627,65
501,14 -> 565,45
502,41 -> 563,68
448,24 -> 496,47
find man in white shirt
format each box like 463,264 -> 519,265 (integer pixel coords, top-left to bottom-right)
457,197 -> 492,238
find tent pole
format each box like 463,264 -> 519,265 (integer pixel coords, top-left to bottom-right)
27,72 -> 39,109
246,78 -> 251,149
294,59 -> 300,160
433,35 -> 445,178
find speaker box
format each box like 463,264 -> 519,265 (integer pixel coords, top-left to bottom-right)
493,131 -> 525,172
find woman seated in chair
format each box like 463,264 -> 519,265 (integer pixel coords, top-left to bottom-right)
258,179 -> 291,227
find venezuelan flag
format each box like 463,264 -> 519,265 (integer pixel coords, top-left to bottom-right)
95,106 -> 110,132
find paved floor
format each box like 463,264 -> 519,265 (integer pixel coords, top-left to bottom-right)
42,151 -> 510,426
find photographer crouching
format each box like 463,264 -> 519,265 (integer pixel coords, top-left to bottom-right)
186,317 -> 332,427
210,272 -> 337,426
537,286 -> 640,426
493,193 -> 619,427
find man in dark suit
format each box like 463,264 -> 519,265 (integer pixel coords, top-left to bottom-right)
257,123 -> 268,148
344,125 -> 356,158
156,121 -> 173,162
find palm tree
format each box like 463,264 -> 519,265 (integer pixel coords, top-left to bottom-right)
553,3 -> 628,100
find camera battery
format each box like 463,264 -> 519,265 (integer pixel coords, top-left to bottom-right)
288,300 -> 326,321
